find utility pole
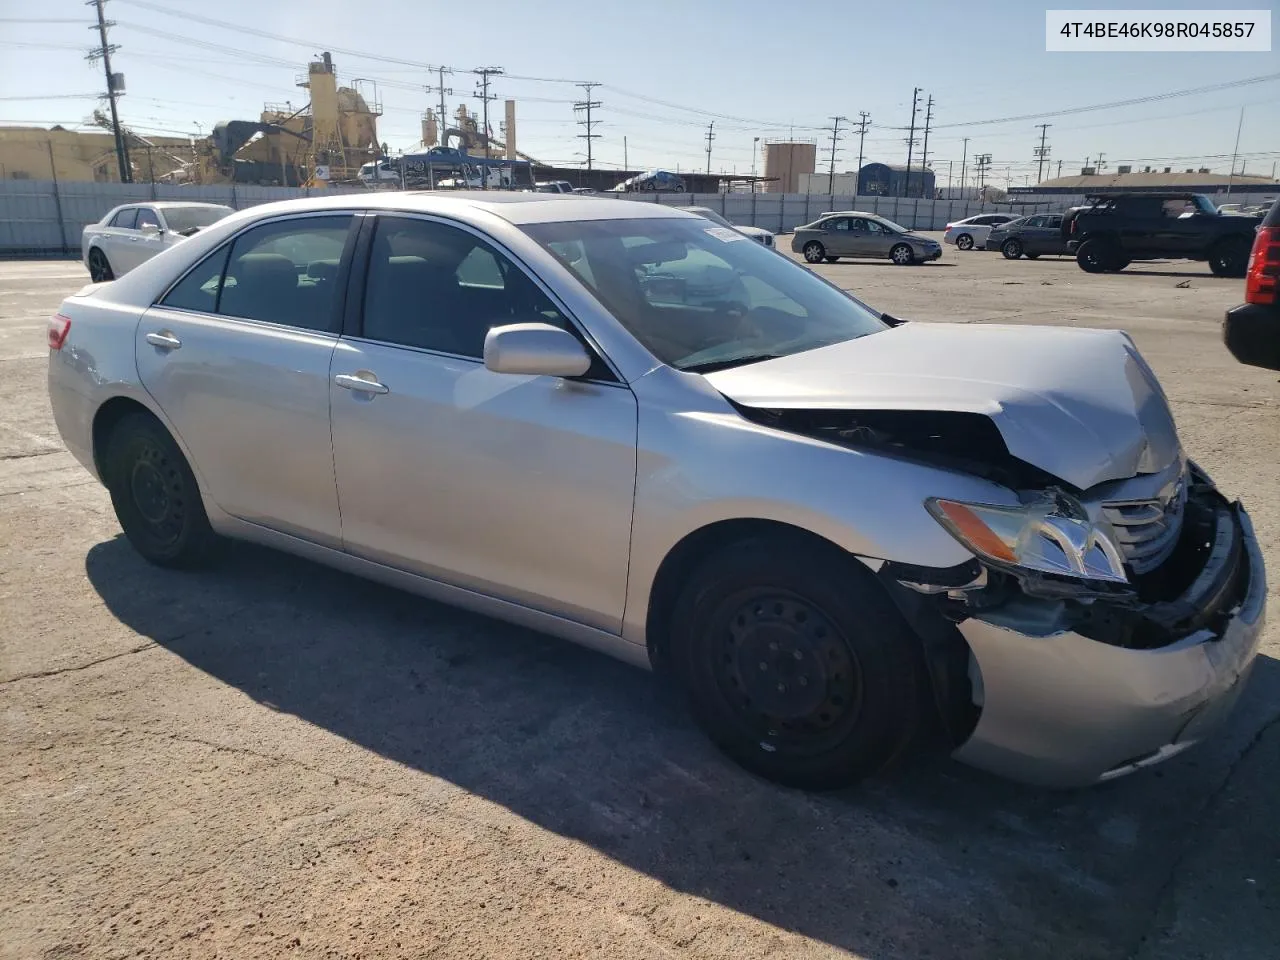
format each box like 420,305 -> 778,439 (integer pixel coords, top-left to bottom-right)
472,66 -> 503,183
826,115 -> 846,192
623,135 -> 628,171
947,159 -> 953,193
975,153 -> 992,195
1057,159 -> 1063,178
1225,106 -> 1244,199
919,95 -> 934,196
853,111 -> 870,193
1034,123 -> 1051,183
704,121 -> 715,175
959,137 -> 970,195
751,136 -> 760,193
424,66 -> 453,147
573,81 -> 602,171
904,87 -> 920,197
86,0 -> 130,183
1094,152 -> 1106,172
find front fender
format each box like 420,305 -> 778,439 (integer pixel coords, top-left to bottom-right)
621,371 -> 1017,644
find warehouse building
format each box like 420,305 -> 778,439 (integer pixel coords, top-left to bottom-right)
1009,167 -> 1280,200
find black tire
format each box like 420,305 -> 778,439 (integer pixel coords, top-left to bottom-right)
1025,252 -> 1040,259
1106,258 -> 1131,272
889,243 -> 915,265
670,536 -> 925,790
824,255 -> 840,263
1208,238 -> 1251,278
1076,238 -> 1115,273
88,247 -> 114,283
955,233 -> 974,251
1001,238 -> 1024,260
103,411 -> 218,568
803,241 -> 826,264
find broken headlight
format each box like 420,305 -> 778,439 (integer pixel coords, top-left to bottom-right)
925,492 -> 1128,584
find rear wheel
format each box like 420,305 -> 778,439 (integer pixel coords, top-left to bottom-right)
824,255 -> 840,263
88,247 -> 114,283
1025,252 -> 1040,259
890,243 -> 914,265
671,537 -> 925,790
1076,238 -> 1116,273
955,233 -> 974,251
1001,238 -> 1024,259
103,411 -> 218,568
1208,238 -> 1251,278
803,241 -> 826,264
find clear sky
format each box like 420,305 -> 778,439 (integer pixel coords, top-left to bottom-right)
2,0 -> 1277,185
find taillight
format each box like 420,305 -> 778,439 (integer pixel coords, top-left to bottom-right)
48,314 -> 71,351
1244,226 -> 1279,305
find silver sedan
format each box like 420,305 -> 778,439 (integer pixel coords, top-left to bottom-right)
48,193 -> 1264,789
791,212 -> 942,264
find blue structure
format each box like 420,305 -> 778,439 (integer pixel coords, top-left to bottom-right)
857,162 -> 936,198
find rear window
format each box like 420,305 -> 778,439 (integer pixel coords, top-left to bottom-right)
110,208 -> 137,229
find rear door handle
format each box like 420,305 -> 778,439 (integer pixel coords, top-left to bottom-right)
334,372 -> 389,395
145,331 -> 182,350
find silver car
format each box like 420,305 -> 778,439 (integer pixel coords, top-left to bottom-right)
791,212 -> 942,265
683,205 -> 777,248
48,193 -> 1265,790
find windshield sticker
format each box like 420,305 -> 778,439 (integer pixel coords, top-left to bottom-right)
704,226 -> 748,242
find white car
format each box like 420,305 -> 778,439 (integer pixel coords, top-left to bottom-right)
943,213 -> 1020,251
83,202 -> 233,282
685,205 -> 777,248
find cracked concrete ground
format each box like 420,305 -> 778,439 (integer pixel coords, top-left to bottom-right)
2,244 -> 1277,960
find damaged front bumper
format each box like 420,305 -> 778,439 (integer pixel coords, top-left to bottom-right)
949,496 -> 1266,788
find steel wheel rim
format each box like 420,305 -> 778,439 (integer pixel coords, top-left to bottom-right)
712,590 -> 863,753
128,440 -> 186,547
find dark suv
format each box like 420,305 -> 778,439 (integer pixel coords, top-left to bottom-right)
1223,197 -> 1280,370
1062,193 -> 1263,276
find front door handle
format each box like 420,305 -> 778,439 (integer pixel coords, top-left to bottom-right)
145,331 -> 181,350
334,372 -> 389,395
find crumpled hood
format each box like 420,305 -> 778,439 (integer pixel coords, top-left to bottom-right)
704,322 -> 1180,490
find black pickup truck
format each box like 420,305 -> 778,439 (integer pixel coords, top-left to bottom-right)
1061,193 -> 1263,276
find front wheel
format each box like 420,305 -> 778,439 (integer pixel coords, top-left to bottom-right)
955,233 -> 974,250
803,241 -> 826,264
103,411 -> 218,568
1001,239 -> 1023,260
671,537 -> 925,790
87,247 -> 114,283
889,243 -> 915,265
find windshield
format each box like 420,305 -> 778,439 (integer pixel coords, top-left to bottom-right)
522,216 -> 886,372
875,217 -> 910,234
162,206 -> 232,234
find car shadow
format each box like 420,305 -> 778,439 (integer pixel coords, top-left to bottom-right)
85,535 -> 1280,959
819,261 -> 957,268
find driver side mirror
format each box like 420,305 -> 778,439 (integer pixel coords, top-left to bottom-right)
484,323 -> 591,378
139,222 -> 161,235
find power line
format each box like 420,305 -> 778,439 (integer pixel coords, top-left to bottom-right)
924,72 -> 1280,130
424,66 -> 453,146
574,82 -> 602,171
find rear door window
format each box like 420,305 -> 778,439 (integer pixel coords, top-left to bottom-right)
110,208 -> 138,229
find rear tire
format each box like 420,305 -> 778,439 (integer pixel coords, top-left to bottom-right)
103,411 -> 218,568
1076,238 -> 1115,273
955,234 -> 974,251
670,536 -> 925,790
824,255 -> 840,263
803,241 -> 826,264
1208,238 -> 1251,278
88,247 -> 114,283
1025,252 -> 1040,259
1001,239 -> 1023,259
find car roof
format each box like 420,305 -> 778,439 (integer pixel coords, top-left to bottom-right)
160,191 -> 702,226
124,201 -> 233,210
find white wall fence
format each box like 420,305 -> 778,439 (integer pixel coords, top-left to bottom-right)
0,179 -> 364,257
1,178 -> 1072,256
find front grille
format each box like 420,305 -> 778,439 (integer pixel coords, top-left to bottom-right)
1102,474 -> 1188,574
